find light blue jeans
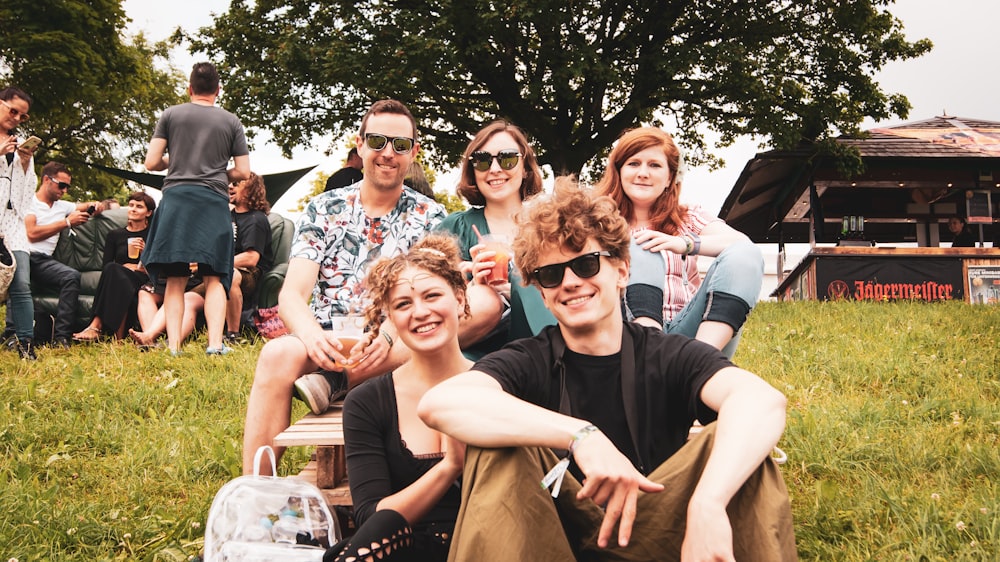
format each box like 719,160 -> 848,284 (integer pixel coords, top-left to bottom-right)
6,250 -> 34,339
627,239 -> 763,358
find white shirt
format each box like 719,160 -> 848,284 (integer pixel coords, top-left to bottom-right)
0,152 -> 37,253
26,196 -> 75,255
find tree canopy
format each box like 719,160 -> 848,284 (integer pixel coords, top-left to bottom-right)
193,0 -> 930,177
0,0 -> 184,200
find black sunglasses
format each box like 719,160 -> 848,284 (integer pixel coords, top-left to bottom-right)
469,150 -> 522,172
532,251 -> 612,289
45,175 -> 71,190
364,133 -> 414,154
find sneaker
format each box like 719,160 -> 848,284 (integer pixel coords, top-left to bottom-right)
16,338 -> 36,360
52,336 -> 72,349
293,371 -> 348,415
205,345 -> 233,356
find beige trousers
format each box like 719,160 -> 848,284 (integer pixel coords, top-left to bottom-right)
448,423 -> 797,562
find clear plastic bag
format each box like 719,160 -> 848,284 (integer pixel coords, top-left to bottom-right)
204,446 -> 339,561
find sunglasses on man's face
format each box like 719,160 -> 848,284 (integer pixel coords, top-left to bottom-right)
469,150 -> 522,172
364,133 -> 414,154
45,175 -> 71,190
533,251 -> 612,289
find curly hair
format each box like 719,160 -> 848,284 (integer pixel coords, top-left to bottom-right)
242,172 -> 271,214
594,127 -> 687,235
362,234 -> 471,337
456,120 -> 543,207
513,177 -> 630,287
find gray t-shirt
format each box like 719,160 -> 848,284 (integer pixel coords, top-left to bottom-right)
152,102 -> 249,196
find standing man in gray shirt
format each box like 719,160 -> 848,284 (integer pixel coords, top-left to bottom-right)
143,62 -> 250,356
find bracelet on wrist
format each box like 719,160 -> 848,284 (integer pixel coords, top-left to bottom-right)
681,235 -> 694,255
567,424 -> 599,456
65,217 -> 72,229
688,233 -> 701,256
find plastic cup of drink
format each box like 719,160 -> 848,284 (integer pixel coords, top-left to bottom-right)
127,237 -> 141,260
330,315 -> 365,369
482,234 -> 511,285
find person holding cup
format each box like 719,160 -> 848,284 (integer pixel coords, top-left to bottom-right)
323,234 -> 470,562
437,120 -> 557,359
72,192 -> 156,341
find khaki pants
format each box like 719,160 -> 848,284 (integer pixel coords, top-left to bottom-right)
448,423 -> 797,562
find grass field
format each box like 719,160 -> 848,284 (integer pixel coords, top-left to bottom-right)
1,300 -> 998,561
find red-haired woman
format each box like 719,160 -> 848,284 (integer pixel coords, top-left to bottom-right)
595,127 -> 763,358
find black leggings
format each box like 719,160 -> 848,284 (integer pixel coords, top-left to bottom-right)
324,509 -> 451,562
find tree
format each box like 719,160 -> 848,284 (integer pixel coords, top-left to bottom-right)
191,0 -> 930,176
0,0 -> 185,200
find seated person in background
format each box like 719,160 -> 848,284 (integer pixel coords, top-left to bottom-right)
323,234 -> 470,562
128,272 -> 205,348
24,161 -> 106,348
73,192 -> 156,341
242,99 -> 501,476
594,127 -> 763,358
100,198 -> 120,210
418,179 -> 796,561
225,172 -> 273,344
323,146 -> 363,192
947,216 -> 976,247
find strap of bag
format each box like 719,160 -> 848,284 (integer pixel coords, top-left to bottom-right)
252,445 -> 278,478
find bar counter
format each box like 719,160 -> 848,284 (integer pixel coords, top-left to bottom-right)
773,246 -> 1000,303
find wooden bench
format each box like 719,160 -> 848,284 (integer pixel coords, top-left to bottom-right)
273,401 -> 355,533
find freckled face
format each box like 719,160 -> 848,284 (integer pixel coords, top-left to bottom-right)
387,266 -> 464,354
620,146 -> 672,211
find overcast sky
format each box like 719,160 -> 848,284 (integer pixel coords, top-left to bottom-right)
122,0 -> 1000,218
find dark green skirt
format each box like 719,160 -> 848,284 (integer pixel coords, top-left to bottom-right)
141,184 -> 234,293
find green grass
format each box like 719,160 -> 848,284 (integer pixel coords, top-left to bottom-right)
1,301 -> 999,560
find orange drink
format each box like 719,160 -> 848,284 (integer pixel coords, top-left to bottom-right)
482,234 -> 511,285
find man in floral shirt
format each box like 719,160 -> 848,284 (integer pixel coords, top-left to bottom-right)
242,100 -> 502,474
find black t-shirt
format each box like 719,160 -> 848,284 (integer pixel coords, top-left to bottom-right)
103,226 -> 149,266
562,348 -> 637,465
473,323 -> 733,474
324,167 -> 364,192
232,209 -> 272,273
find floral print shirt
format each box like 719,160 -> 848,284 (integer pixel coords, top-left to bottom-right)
291,184 -> 446,328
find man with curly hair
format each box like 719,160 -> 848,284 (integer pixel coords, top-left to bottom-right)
419,178 -> 796,561
224,172 -> 272,343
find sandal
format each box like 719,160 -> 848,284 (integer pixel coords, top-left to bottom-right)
72,326 -> 101,342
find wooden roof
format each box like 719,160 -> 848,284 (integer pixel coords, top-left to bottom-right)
719,116 -> 1000,244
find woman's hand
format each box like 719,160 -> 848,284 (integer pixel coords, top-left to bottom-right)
15,138 -> 37,160
633,228 -> 688,255
0,135 -> 16,156
469,244 -> 511,299
468,242 -> 496,285
342,328 -> 391,379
